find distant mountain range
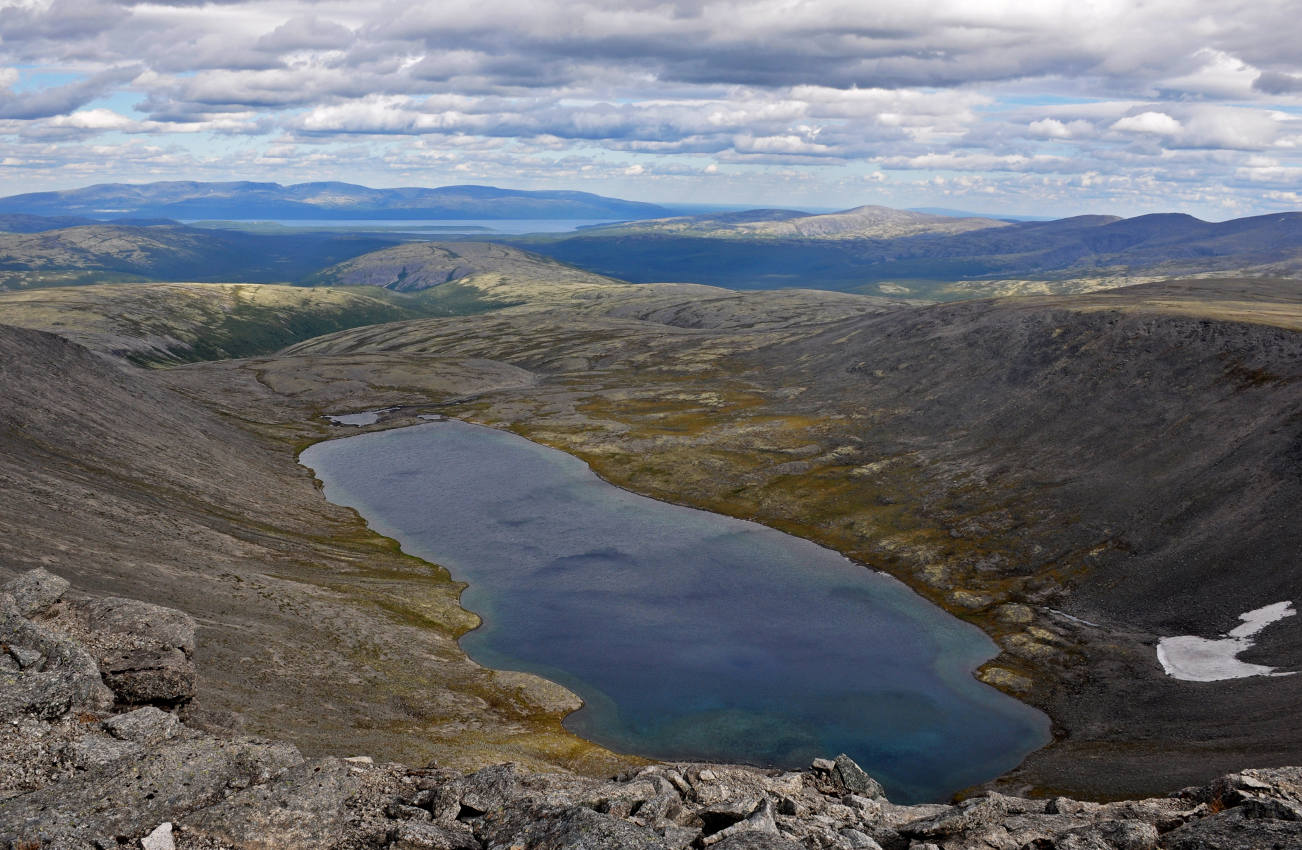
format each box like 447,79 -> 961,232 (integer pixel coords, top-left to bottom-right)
0,181 -> 672,221
515,208 -> 1302,298
574,205 -> 1011,239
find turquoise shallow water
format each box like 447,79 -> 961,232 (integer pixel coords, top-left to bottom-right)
300,420 -> 1049,802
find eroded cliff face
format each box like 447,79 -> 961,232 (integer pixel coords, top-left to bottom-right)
4,567 -> 1301,850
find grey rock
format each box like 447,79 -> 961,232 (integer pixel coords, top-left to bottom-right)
458,761 -> 520,815
140,822 -> 175,850
61,734 -> 142,771
0,733 -> 302,847
833,754 -> 885,799
179,757 -> 358,849
1238,795 -> 1302,820
9,646 -> 43,670
899,797 -> 1007,840
103,706 -> 180,744
3,568 -> 69,616
78,595 -> 197,656
483,805 -> 671,850
100,647 -> 196,708
389,820 -> 482,849
1157,806 -> 1302,850
709,833 -> 805,850
1057,819 -> 1158,850
703,798 -> 779,846
839,827 -> 885,849
0,609 -> 113,719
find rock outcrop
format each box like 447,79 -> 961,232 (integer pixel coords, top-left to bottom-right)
3,568 -> 1301,850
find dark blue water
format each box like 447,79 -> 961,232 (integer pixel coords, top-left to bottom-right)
300,420 -> 1049,801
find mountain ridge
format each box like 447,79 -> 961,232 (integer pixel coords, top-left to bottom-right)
0,180 -> 672,221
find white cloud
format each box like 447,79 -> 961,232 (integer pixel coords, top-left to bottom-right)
0,1 -> 1299,215
1111,111 -> 1183,136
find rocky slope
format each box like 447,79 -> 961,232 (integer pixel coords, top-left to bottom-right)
5,567 -> 1300,850
0,322 -> 627,775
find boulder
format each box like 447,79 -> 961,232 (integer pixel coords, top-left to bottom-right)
3,568 -> 69,616
77,595 -> 197,656
103,706 -> 181,745
0,733 -> 302,848
481,805 -> 671,850
179,757 -> 359,849
1159,807 -> 1302,850
389,820 -> 482,849
709,832 -> 805,850
100,646 -> 196,708
833,754 -> 885,799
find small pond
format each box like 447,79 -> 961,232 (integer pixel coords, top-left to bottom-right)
300,420 -> 1049,802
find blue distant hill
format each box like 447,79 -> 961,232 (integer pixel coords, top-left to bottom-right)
0,181 -> 671,221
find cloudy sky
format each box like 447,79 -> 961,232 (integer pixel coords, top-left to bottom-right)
3,0 -> 1302,217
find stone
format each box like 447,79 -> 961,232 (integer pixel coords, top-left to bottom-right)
78,596 -> 197,656
709,833 -> 805,850
1057,820 -> 1158,850
62,734 -> 142,771
483,805 -> 671,850
1160,808 -> 1302,850
0,733 -> 302,847
100,647 -> 196,708
812,758 -> 836,773
833,755 -> 885,799
839,827 -> 885,849
140,822 -> 175,850
458,762 -> 521,815
389,820 -> 482,850
103,706 -> 180,744
3,568 -> 70,616
9,646 -> 44,670
180,757 -> 359,849
703,799 -> 779,846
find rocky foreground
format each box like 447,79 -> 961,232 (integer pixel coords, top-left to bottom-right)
3,570 -> 1300,850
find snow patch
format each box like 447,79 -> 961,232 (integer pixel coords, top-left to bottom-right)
1157,600 -> 1297,682
324,408 -> 397,426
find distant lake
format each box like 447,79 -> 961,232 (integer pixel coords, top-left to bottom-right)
300,420 -> 1049,802
187,218 -> 622,235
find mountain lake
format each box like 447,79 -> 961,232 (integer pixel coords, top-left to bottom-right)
299,419 -> 1050,802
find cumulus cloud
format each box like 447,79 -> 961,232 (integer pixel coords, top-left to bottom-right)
0,0 -> 1301,215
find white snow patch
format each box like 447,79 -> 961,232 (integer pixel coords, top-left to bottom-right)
1157,600 -> 1297,682
324,408 -> 396,426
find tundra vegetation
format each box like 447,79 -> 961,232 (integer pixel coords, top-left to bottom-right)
0,215 -> 1298,847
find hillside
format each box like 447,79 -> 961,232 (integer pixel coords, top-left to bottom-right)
513,210 -> 1302,297
0,180 -> 671,221
580,205 -> 1011,240
303,240 -> 619,292
0,283 -> 445,363
1,231 -> 1298,801
272,275 -> 1302,799
0,223 -> 402,289
0,322 -> 626,774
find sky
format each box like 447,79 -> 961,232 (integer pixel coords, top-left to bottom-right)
3,0 -> 1302,219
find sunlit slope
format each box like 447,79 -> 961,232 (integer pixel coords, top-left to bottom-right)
0,282 -> 444,363
0,223 -> 400,289
512,210 -> 1302,298
574,205 -> 1012,239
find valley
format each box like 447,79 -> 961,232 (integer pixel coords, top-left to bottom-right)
0,222 -> 1297,808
